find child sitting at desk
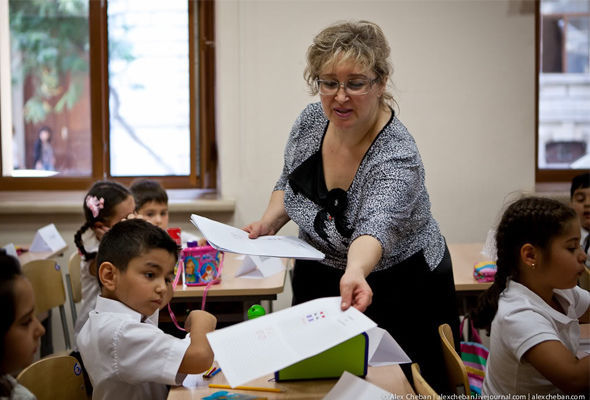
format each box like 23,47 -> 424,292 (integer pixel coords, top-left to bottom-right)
73,180 -> 136,337
130,179 -> 170,230
0,250 -> 45,399
570,173 -> 590,287
130,179 -> 203,246
472,197 -> 590,395
76,219 -> 216,400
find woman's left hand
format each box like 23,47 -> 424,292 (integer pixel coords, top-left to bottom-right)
339,268 -> 373,312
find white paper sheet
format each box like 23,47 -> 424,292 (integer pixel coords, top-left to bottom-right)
206,297 -> 377,388
3,243 -> 18,259
30,223 -> 66,252
322,371 -> 395,400
235,255 -> 285,279
181,373 -> 207,388
190,214 -> 325,260
366,327 -> 411,366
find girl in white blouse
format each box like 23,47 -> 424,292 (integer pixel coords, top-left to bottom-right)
473,197 -> 590,395
0,251 -> 45,399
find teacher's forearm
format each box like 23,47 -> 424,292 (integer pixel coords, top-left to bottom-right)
346,235 -> 382,277
261,190 -> 290,234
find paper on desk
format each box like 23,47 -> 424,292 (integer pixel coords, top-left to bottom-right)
235,255 -> 285,279
182,373 -> 206,388
30,223 -> 66,252
322,371 -> 394,400
3,243 -> 18,259
190,214 -> 325,260
206,297 -> 377,388
366,327 -> 411,366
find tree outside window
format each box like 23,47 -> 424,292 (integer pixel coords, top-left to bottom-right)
0,0 -> 216,190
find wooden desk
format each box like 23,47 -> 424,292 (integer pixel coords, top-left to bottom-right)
449,243 -> 492,292
167,365 -> 414,399
448,243 -> 492,315
17,244 -> 68,265
162,253 -> 288,329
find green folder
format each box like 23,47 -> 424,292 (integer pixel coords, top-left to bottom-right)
274,332 -> 368,381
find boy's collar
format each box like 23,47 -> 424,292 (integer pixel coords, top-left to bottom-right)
95,295 -> 158,322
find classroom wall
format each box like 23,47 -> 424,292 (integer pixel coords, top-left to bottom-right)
217,0 -> 536,242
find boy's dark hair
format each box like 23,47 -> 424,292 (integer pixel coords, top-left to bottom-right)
96,219 -> 179,287
130,179 -> 168,211
471,196 -> 576,333
0,250 -> 23,396
570,172 -> 590,199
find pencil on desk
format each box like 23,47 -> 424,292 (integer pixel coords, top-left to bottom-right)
208,384 -> 283,393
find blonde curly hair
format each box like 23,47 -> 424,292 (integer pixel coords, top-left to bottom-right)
304,20 -> 393,107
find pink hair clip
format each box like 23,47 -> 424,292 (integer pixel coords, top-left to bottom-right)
86,195 -> 104,218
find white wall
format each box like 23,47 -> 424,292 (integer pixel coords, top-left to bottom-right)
217,0 -> 536,242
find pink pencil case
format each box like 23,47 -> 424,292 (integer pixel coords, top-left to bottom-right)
181,244 -> 223,286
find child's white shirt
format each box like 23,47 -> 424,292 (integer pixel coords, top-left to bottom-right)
483,280 -> 590,395
1,375 -> 36,400
76,295 -> 190,400
581,228 -> 589,268
74,230 -> 100,338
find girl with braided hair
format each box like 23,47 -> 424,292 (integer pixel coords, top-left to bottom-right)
472,196 -> 589,395
73,181 -> 135,338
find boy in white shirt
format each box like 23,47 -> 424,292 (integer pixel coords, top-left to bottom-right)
571,172 -> 590,289
130,178 -> 203,246
77,219 -> 216,400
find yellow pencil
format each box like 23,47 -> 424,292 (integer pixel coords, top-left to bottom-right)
208,383 -> 283,393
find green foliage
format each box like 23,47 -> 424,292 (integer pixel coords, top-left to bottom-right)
10,0 -> 89,123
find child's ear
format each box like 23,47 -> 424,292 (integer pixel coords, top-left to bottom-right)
520,243 -> 538,268
98,262 -> 119,291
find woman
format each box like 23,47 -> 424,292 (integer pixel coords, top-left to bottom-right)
33,126 -> 55,171
245,20 -> 459,392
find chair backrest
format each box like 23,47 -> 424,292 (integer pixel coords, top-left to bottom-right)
438,323 -> 471,396
17,355 -> 88,400
411,363 -> 440,399
579,265 -> 590,290
68,251 -> 82,303
22,259 -> 71,350
22,259 -> 66,314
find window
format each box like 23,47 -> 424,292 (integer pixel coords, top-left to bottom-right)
0,0 -> 216,190
537,0 -> 590,182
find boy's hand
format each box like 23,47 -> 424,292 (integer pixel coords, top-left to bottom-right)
185,310 -> 217,333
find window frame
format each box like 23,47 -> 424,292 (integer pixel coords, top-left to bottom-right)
0,0 -> 217,191
536,2 -> 590,183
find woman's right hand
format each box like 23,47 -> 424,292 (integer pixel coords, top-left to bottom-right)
243,220 -> 276,239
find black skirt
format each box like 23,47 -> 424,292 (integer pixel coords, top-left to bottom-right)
291,242 -> 460,394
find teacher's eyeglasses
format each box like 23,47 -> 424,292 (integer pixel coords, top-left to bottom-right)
315,78 -> 378,96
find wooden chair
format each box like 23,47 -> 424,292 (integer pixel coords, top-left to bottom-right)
66,251 -> 82,324
411,363 -> 440,399
438,323 -> 471,395
17,355 -> 88,400
578,265 -> 590,291
22,259 -> 72,350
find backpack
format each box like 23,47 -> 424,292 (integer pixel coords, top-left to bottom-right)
460,316 -> 489,395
